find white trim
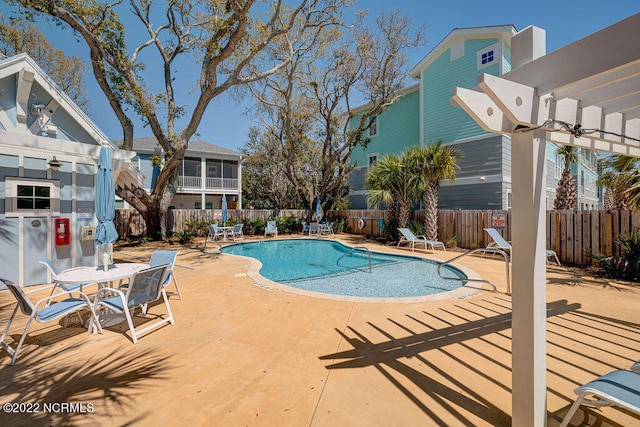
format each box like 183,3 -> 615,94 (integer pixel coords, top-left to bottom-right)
419,75 -> 424,145
447,133 -> 501,146
368,115 -> 378,138
440,174 -> 505,186
367,152 -> 379,170
450,39 -> 465,60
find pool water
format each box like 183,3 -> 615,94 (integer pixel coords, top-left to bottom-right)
221,239 -> 467,299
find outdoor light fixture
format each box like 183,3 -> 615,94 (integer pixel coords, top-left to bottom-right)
48,156 -> 62,171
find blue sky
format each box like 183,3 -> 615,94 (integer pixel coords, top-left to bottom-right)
1,1 -> 638,151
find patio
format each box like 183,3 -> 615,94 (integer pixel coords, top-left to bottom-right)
0,235 -> 638,426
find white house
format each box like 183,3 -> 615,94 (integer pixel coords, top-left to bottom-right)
120,137 -> 243,211
0,53 -> 142,286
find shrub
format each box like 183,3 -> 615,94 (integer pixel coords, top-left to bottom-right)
383,218 -> 399,242
446,235 -> 457,249
246,217 -> 266,235
276,215 -> 300,234
169,229 -> 195,244
185,218 -> 209,237
331,217 -> 346,234
408,220 -> 424,237
592,230 -> 640,281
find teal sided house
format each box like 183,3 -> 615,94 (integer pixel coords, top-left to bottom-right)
350,25 -> 600,210
0,54 -> 142,286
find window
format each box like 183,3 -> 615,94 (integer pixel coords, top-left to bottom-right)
506,190 -> 512,209
195,202 -> 213,210
5,177 -> 60,217
481,50 -> 494,65
17,185 -> 50,209
368,153 -> 378,169
476,42 -> 501,70
580,170 -> 585,195
368,115 -> 378,137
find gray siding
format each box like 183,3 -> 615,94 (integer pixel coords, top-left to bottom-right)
452,135 -> 506,179
349,167 -> 367,192
0,154 -> 19,283
439,182 -> 503,209
349,194 -> 367,210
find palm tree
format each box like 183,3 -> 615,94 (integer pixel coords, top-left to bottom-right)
598,155 -> 638,210
365,154 -> 411,229
553,146 -> 578,210
405,141 -> 460,241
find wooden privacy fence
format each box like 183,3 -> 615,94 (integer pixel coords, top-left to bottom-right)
116,208 -> 640,266
115,208 -> 308,237
327,209 -> 640,266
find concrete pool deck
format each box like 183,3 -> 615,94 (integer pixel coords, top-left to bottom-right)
0,233 -> 639,426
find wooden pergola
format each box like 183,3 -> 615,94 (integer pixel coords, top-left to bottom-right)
452,13 -> 640,426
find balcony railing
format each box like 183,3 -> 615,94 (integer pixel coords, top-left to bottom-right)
178,175 -> 239,190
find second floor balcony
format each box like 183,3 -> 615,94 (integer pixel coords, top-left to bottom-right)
178,175 -> 239,191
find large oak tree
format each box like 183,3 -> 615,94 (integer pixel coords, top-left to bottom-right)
12,0 -> 346,237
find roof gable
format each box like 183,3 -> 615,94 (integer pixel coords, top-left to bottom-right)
0,53 -> 112,148
409,25 -> 517,78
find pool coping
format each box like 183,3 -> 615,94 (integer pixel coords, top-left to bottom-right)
220,238 -> 490,304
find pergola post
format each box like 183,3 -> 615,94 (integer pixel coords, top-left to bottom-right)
511,129 -> 548,426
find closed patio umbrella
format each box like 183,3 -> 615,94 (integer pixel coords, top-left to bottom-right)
94,146 -> 118,247
316,198 -> 322,222
221,194 -> 228,226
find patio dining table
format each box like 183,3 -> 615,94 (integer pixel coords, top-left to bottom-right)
218,226 -> 235,241
54,263 -> 149,329
53,263 -> 149,289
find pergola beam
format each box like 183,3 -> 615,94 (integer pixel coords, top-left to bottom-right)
451,14 -> 640,427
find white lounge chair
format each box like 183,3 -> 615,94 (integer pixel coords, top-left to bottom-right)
0,278 -> 102,366
397,228 -> 445,252
265,220 -> 278,238
483,227 -> 512,258
91,265 -> 174,344
559,368 -> 640,427
483,228 -> 561,265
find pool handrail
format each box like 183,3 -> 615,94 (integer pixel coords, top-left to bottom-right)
337,246 -> 372,273
437,248 -> 510,294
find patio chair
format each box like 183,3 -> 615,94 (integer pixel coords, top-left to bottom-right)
301,221 -> 310,234
91,265 -> 173,344
559,369 -> 640,427
632,360 -> 640,373
264,220 -> 278,238
483,228 -> 561,265
397,228 -> 446,252
230,223 -> 244,241
483,228 -> 512,258
149,250 -> 182,300
204,224 -> 225,248
39,258 -> 89,305
309,222 -> 321,237
321,221 -> 334,236
0,277 -> 102,366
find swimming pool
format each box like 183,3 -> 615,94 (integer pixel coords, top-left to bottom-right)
221,239 -> 472,301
